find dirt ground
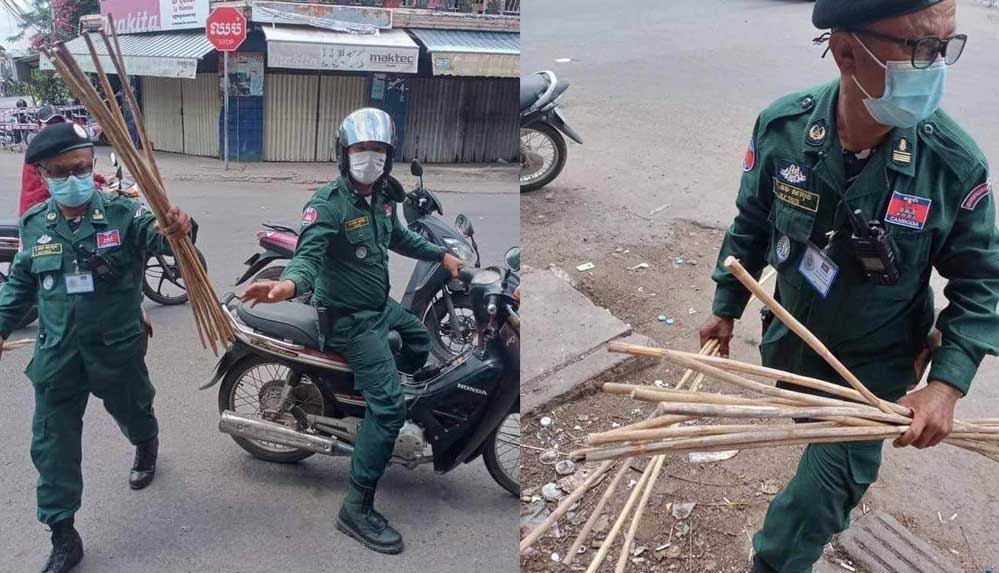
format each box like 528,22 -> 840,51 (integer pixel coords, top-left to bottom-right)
519,207 -> 985,571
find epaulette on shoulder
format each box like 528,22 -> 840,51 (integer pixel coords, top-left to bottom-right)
919,109 -> 989,184
21,200 -> 48,222
757,81 -> 838,136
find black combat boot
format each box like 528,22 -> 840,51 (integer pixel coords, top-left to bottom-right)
40,518 -> 83,573
336,481 -> 404,554
129,436 -> 158,490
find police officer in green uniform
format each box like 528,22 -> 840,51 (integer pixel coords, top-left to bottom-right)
699,1 -> 999,570
0,122 -> 192,573
241,108 -> 464,554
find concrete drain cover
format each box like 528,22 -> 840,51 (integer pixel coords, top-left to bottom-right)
837,511 -> 959,573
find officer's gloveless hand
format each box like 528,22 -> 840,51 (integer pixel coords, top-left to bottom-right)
241,279 -> 296,307
441,253 -> 464,279
699,314 -> 735,358
893,381 -> 962,449
154,205 -> 193,239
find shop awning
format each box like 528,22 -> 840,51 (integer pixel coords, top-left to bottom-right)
40,32 -> 214,79
407,29 -> 519,78
262,26 -> 419,74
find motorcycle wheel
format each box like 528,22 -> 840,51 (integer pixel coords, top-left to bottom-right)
483,411 -> 520,496
520,123 -> 567,193
218,355 -> 326,463
421,291 -> 476,361
142,247 -> 207,306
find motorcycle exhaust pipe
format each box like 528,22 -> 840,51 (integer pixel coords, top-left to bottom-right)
219,411 -> 353,457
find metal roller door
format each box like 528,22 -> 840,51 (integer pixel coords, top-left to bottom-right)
142,77 -> 184,153
264,74 -> 318,161
182,74 -> 220,158
316,76 -> 367,162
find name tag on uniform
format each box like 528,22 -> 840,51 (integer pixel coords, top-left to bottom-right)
345,216 -> 369,231
798,243 -> 838,298
65,271 -> 95,294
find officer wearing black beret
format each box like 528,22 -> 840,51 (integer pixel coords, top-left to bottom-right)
0,122 -> 192,573
699,1 -> 999,571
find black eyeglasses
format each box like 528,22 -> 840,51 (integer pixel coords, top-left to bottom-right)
40,164 -> 94,182
847,29 -> 967,69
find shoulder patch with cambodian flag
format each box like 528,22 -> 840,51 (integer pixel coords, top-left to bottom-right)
743,137 -> 756,172
884,191 -> 931,230
302,207 -> 318,226
96,230 -> 121,249
961,180 -> 991,211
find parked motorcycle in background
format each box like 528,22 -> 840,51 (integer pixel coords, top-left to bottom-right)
520,70 -> 583,192
235,160 -> 483,361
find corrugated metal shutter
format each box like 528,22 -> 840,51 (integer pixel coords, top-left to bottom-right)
143,77 -> 184,153
403,77 -> 518,163
182,74 -> 220,158
264,74 -> 318,161
316,75 -> 367,162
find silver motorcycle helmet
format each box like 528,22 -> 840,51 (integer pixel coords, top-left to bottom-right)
336,107 -> 396,181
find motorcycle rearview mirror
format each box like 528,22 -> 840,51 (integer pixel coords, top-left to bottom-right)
410,159 -> 423,177
455,214 -> 474,238
505,247 -> 521,272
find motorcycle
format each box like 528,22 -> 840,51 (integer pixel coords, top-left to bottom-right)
0,220 -> 35,328
108,152 -> 207,306
520,70 -> 584,192
234,160 -> 482,361
205,247 -> 522,496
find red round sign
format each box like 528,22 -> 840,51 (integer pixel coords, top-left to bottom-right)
206,7 -> 247,52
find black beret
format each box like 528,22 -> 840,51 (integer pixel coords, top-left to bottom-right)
813,0 -> 945,29
25,122 -> 93,164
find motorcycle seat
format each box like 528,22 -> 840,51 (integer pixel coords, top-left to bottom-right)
238,301 -> 321,348
520,73 -> 549,111
237,301 -> 404,355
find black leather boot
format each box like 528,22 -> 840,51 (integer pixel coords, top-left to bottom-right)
40,518 -> 83,573
336,482 -> 404,554
129,436 -> 158,490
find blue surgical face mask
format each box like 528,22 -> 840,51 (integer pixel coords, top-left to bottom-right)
45,174 -> 96,208
850,33 -> 947,128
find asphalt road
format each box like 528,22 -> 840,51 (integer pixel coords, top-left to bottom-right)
0,150 -> 519,573
523,0 -> 999,563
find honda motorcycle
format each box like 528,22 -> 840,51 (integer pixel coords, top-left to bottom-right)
205,247 -> 521,496
520,70 -> 584,192
235,160 -> 482,360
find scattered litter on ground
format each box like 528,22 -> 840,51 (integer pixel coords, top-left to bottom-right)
689,450 -> 740,464
627,479 -> 637,489
649,203 -> 670,216
555,460 -> 576,475
949,512 -> 958,521
837,560 -> 857,572
674,257 -> 685,265
666,318 -> 676,325
760,480 -> 781,495
688,307 -> 697,315
654,379 -> 668,388
632,545 -> 647,557
541,482 -> 563,501
629,262 -> 650,271
539,449 -> 559,465
540,416 -> 553,428
576,262 -> 596,272
554,57 -> 572,63
657,314 -> 668,322
551,552 -> 561,562
938,511 -> 944,524
672,502 -> 696,520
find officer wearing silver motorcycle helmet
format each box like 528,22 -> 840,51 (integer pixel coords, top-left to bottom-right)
241,107 -> 464,554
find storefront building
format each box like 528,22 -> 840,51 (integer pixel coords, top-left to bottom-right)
41,1 -> 519,163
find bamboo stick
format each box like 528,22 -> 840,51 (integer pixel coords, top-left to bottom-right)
2,338 -> 34,350
614,395 -> 910,425
723,257 -> 892,413
590,421 -> 841,446
584,455 -> 658,573
562,456 -> 634,566
577,425 -> 908,462
519,460 -> 615,553
614,455 -> 666,573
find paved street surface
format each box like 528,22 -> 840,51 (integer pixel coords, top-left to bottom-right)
0,150 -> 519,572
523,0 -> 999,568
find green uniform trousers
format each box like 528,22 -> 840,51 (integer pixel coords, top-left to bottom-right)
31,344 -> 157,525
322,299 -> 431,491
752,439 -> 884,572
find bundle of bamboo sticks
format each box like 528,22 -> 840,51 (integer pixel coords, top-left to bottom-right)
41,16 -> 233,354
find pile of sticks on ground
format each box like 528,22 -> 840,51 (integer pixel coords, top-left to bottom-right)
521,258 -> 999,571
41,16 -> 233,353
